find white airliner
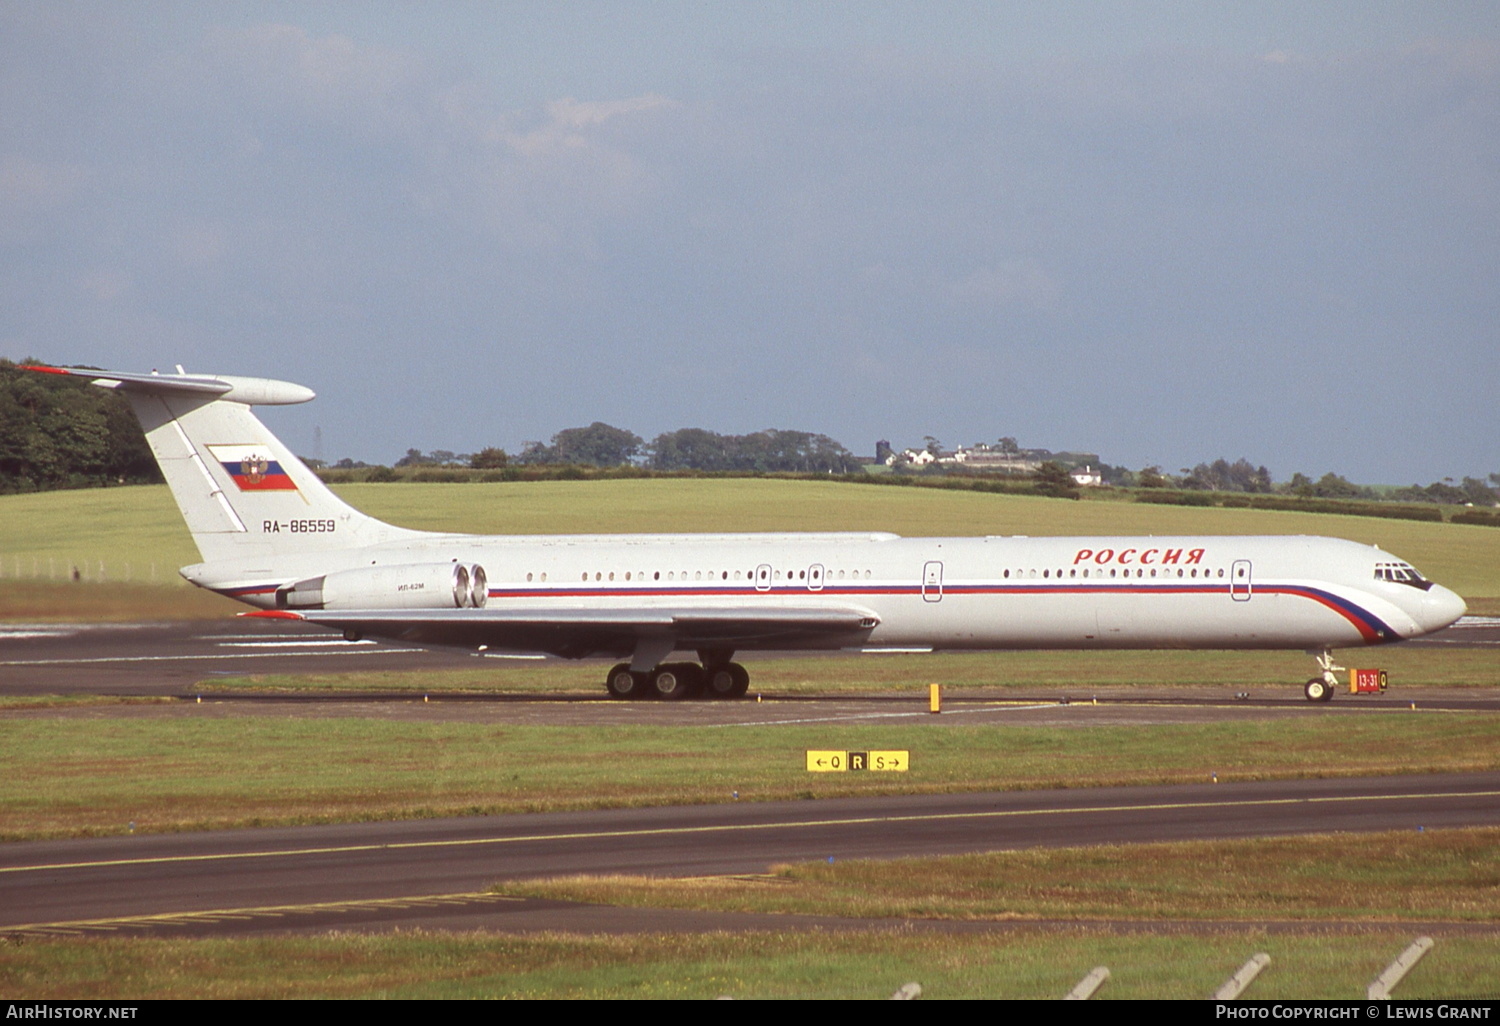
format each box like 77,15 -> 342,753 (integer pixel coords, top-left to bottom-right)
37,365 -> 1467,702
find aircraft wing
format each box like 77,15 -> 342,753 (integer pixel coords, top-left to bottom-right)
277,604 -> 881,660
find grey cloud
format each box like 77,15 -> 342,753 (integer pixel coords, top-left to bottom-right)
0,14 -> 1494,480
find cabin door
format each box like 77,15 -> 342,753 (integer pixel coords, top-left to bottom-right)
1231,559 -> 1252,601
922,560 -> 944,602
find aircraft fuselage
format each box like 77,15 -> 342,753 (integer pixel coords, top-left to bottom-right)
188,531 -> 1462,658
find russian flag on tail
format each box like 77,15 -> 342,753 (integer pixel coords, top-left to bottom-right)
207,444 -> 298,492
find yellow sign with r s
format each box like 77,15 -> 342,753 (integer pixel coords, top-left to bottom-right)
805,750 -> 909,772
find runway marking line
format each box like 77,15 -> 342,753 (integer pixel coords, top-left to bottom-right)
703,697 -> 1440,727
0,649 -> 429,666
3,891 -> 520,936
198,633 -> 342,640
5,788 -> 1498,877
214,639 -> 379,648
707,703 -> 1061,726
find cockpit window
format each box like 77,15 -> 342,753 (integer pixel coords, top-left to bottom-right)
1374,561 -> 1433,591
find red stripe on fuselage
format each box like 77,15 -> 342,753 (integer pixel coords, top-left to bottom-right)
214,579 -> 1395,643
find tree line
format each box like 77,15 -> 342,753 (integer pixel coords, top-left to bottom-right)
1125,458 -> 1498,507
3,358 -> 1495,507
397,423 -> 863,475
0,360 -> 159,493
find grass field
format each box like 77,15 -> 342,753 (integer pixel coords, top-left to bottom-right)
500,827 -> 1500,923
4,714 -> 1498,840
2,479 -> 1496,620
2,924 -> 1494,999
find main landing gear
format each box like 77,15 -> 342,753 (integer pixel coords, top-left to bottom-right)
1303,649 -> 1343,703
605,655 -> 752,700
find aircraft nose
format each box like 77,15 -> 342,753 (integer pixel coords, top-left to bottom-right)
1419,585 -> 1467,635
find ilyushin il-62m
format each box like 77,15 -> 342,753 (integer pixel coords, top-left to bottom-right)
36,365 -> 1466,702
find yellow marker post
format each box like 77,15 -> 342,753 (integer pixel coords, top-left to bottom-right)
929,683 -> 941,714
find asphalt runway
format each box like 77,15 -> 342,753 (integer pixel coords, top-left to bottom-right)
4,772 -> 1498,939
1,615 -> 1496,708
0,617 -> 481,694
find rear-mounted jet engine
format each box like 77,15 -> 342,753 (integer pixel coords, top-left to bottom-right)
276,563 -> 487,611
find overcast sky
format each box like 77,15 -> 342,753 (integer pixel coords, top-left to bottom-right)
2,2 -> 1496,483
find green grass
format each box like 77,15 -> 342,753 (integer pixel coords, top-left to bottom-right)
4,716 -> 1499,840
0,486 -> 202,581
1,929 -> 1495,999
0,580 -> 241,620
2,479 -> 1496,620
500,827 -> 1500,922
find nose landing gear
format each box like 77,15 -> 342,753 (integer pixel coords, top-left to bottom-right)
1304,649 -> 1342,702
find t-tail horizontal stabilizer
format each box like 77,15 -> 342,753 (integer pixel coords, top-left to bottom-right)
29,364 -> 420,566
29,365 -> 316,405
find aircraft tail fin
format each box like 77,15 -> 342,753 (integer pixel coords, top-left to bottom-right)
31,366 -> 421,564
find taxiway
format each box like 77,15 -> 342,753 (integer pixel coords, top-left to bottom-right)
4,772 -> 1498,938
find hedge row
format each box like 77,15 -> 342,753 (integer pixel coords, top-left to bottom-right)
824,472 -> 1073,498
319,464 -> 674,485
314,465 -> 1081,499
1136,490 -> 1445,522
1452,509 -> 1500,528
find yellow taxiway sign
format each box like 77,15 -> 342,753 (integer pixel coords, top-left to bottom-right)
805,750 -> 909,772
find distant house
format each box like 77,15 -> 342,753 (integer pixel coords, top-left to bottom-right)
951,445 -> 1040,474
888,439 -> 1102,478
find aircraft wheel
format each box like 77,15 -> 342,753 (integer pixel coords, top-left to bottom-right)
703,665 -> 736,699
650,664 -> 696,701
703,662 -> 751,700
1304,677 -> 1329,703
666,661 -> 705,697
606,663 -> 648,700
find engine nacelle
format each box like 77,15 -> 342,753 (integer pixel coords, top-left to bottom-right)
276,562 -> 488,611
